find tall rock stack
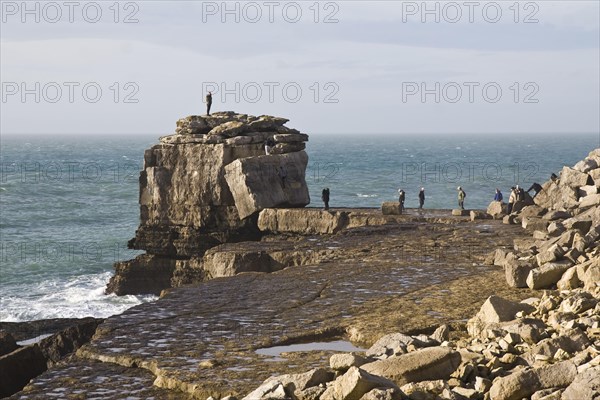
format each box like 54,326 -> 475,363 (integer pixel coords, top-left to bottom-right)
106,112 -> 310,295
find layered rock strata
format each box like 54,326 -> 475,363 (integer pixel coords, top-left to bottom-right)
107,112 -> 310,295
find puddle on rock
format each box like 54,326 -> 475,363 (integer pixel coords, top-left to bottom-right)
256,340 -> 364,359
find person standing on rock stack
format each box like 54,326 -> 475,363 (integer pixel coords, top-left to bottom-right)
322,188 -> 330,210
457,186 -> 466,209
205,91 -> 212,115
398,189 -> 405,214
418,187 -> 425,210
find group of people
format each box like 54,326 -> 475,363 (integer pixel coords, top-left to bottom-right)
496,182 -> 543,214
397,186 -> 467,214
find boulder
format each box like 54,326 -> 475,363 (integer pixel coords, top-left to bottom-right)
535,244 -> 565,266
573,158 -> 598,173
107,254 -> 177,296
0,331 -> 18,357
361,347 -> 461,386
493,249 -> 514,267
0,344 -> 47,398
273,133 -> 309,143
521,217 -> 549,232
400,380 -> 448,398
365,333 -> 415,358
358,388 -> 403,400
526,260 -> 574,289
578,185 -> 598,197
579,193 -> 600,209
581,260 -> 600,290
559,166 -> 591,189
330,353 -> 369,371
496,318 -> 547,344
504,257 -> 535,288
431,324 -> 450,343
487,201 -> 506,219
470,210 -> 491,221
320,366 -> 398,400
561,367 -> 600,400
467,296 -> 535,338
381,202 -> 403,216
556,266 -> 581,290
488,360 -> 576,400
258,208 -> 349,235
520,205 -> 546,218
207,120 -> 246,137
452,209 -> 469,216
589,168 -> 600,187
225,152 -> 310,219
543,210 -> 571,221
38,318 -> 102,365
530,328 -> 590,358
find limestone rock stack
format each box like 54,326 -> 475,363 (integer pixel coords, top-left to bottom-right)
106,112 -> 310,295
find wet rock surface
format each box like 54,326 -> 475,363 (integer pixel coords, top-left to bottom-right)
14,211 -> 532,398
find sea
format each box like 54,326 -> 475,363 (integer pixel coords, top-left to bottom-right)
1,133 -> 598,322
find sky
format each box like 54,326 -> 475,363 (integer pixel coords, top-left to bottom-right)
1,0 -> 599,135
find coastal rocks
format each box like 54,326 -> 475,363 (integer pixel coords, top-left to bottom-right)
470,210 -> 491,221
487,201 -> 506,219
526,260 -> 573,289
0,332 -> 18,356
108,112 -> 310,295
258,208 -> 350,235
488,360 -> 577,400
320,367 -> 398,400
38,318 -> 103,366
466,296 -> 534,337
0,345 -> 47,398
243,368 -> 333,400
451,209 -> 469,216
107,254 -> 177,296
561,367 -> 600,400
361,347 -> 461,385
0,318 -> 103,398
381,202 -> 402,215
225,151 -> 310,219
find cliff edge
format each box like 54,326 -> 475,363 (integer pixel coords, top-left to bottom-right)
106,112 -> 310,295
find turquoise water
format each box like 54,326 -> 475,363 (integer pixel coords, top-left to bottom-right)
1,133 -> 598,321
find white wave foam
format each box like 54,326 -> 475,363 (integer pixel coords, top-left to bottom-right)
0,272 -> 157,322
356,193 -> 378,198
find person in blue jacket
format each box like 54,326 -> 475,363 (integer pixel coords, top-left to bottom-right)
494,188 -> 503,202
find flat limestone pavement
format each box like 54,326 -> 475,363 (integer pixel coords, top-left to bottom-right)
14,213 -> 532,398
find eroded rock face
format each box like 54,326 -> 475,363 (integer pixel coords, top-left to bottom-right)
107,112 -> 309,295
225,152 -> 310,219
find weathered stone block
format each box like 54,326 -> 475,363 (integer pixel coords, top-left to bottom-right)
225,152 -> 310,219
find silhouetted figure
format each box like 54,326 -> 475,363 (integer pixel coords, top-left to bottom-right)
398,189 -> 405,214
527,182 -> 543,198
322,188 -> 330,210
418,187 -> 425,209
494,188 -> 503,202
205,91 -> 212,115
457,186 -> 466,209
551,173 -> 558,182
